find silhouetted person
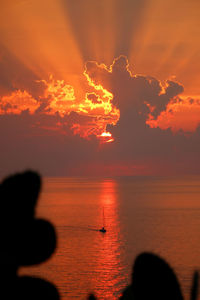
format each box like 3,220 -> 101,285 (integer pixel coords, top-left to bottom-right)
120,252 -> 199,300
120,252 -> 184,300
89,252 -> 198,299
0,170 -> 59,299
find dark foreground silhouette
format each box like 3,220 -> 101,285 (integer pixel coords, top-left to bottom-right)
0,170 -> 59,299
89,252 -> 198,300
0,171 -> 198,299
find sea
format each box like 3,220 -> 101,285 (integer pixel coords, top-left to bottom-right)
20,176 -> 200,299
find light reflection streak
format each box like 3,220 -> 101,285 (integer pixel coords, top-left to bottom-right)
93,180 -> 125,300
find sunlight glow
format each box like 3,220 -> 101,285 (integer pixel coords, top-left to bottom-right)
101,132 -> 112,137
1,0 -> 200,140
93,179 -> 122,299
98,132 -> 114,143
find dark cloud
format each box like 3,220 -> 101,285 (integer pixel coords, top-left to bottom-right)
86,93 -> 101,104
0,109 -> 200,177
0,112 -> 99,177
85,56 -> 184,118
0,55 -> 200,176
85,56 -> 200,174
2,123 -> 200,177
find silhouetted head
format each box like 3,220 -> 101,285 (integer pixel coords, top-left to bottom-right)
0,170 -> 56,266
131,252 -> 184,300
0,170 -> 59,299
0,170 -> 41,222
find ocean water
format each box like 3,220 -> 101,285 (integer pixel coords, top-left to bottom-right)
20,176 -> 200,299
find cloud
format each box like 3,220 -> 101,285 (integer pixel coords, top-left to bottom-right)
147,96 -> 200,132
85,55 -> 184,120
84,56 -> 200,174
0,90 -> 40,114
0,48 -> 119,141
0,53 -> 200,176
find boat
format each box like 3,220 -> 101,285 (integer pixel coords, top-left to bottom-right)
99,208 -> 106,233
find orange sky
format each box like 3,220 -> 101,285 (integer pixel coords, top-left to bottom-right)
0,0 -> 200,175
0,0 -> 200,135
1,0 -> 200,92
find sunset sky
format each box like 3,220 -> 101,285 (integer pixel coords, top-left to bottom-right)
0,0 -> 200,176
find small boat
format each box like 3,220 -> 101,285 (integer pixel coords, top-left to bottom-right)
99,227 -> 106,233
99,208 -> 106,233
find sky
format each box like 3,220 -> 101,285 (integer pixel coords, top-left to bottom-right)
0,0 -> 200,177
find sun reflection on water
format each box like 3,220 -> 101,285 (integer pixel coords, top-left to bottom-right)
92,179 -> 125,299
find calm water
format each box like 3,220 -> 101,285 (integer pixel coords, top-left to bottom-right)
20,176 -> 200,299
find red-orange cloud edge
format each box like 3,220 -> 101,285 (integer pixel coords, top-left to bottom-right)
0,56 -> 199,143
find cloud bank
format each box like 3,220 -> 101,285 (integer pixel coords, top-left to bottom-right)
0,53 -> 200,176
